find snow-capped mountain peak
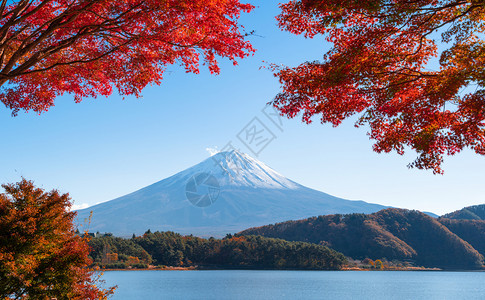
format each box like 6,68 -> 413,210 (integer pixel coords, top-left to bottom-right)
178,150 -> 299,189
76,150 -> 387,237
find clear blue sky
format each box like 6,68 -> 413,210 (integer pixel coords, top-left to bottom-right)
1,1 -> 484,215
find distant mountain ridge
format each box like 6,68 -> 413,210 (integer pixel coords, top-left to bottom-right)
442,204 -> 485,220
76,151 -> 387,236
239,208 -> 484,270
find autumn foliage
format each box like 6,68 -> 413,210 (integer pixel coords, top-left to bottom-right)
88,231 -> 347,270
241,208 -> 485,269
273,0 -> 485,173
0,179 -> 114,299
0,0 -> 254,115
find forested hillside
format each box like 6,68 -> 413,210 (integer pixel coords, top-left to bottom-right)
239,208 -> 484,270
442,205 -> 485,220
439,218 -> 485,257
87,232 -> 347,270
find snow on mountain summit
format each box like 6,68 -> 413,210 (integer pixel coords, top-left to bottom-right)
170,150 -> 299,189
76,150 -> 388,237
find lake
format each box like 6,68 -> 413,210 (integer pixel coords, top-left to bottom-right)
101,270 -> 485,299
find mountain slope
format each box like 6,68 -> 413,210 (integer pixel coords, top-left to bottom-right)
76,151 -> 387,236
439,218 -> 485,258
239,208 -> 484,269
442,204 -> 485,220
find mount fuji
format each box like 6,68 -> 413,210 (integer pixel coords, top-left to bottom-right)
76,151 -> 387,237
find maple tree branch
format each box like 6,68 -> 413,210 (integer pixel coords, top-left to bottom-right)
3,0 -> 53,25
0,2 -> 91,73
0,0 -> 255,117
419,5 -> 480,38
8,39 -> 135,77
0,0 -> 149,79
0,0 -> 7,18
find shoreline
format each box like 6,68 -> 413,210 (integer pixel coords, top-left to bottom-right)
99,266 -> 481,272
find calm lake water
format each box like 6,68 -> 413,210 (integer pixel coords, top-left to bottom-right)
101,270 -> 485,299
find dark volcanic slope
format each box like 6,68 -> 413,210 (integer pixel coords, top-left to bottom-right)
239,208 -> 484,270
442,204 -> 485,220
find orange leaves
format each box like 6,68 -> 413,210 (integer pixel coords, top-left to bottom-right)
273,0 -> 485,174
0,179 -> 114,299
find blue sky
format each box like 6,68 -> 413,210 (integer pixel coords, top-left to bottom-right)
1,1 -> 484,215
